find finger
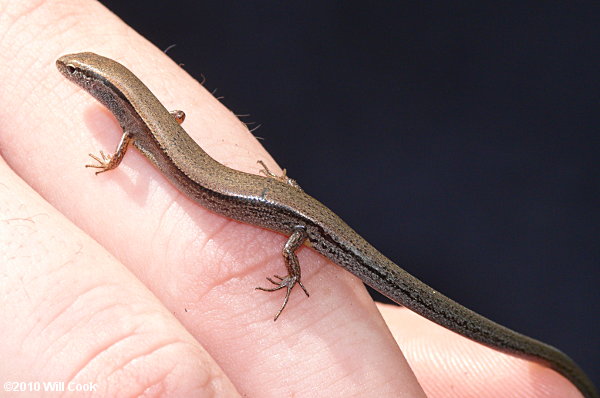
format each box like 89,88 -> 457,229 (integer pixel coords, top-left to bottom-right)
0,157 -> 238,395
0,1 -> 424,397
378,304 -> 585,398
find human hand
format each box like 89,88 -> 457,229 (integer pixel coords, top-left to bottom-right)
0,1 -> 583,396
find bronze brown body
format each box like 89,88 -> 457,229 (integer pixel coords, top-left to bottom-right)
57,52 -> 597,398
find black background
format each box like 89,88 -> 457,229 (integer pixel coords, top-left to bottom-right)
99,1 -> 599,383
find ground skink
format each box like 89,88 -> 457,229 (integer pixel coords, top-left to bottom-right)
56,52 -> 597,398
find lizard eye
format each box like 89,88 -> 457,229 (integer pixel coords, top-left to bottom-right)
66,65 -> 76,74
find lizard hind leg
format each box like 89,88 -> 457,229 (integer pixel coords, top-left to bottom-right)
256,226 -> 309,320
257,160 -> 303,191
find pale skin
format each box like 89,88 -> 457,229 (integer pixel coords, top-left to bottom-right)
0,1 -> 585,397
